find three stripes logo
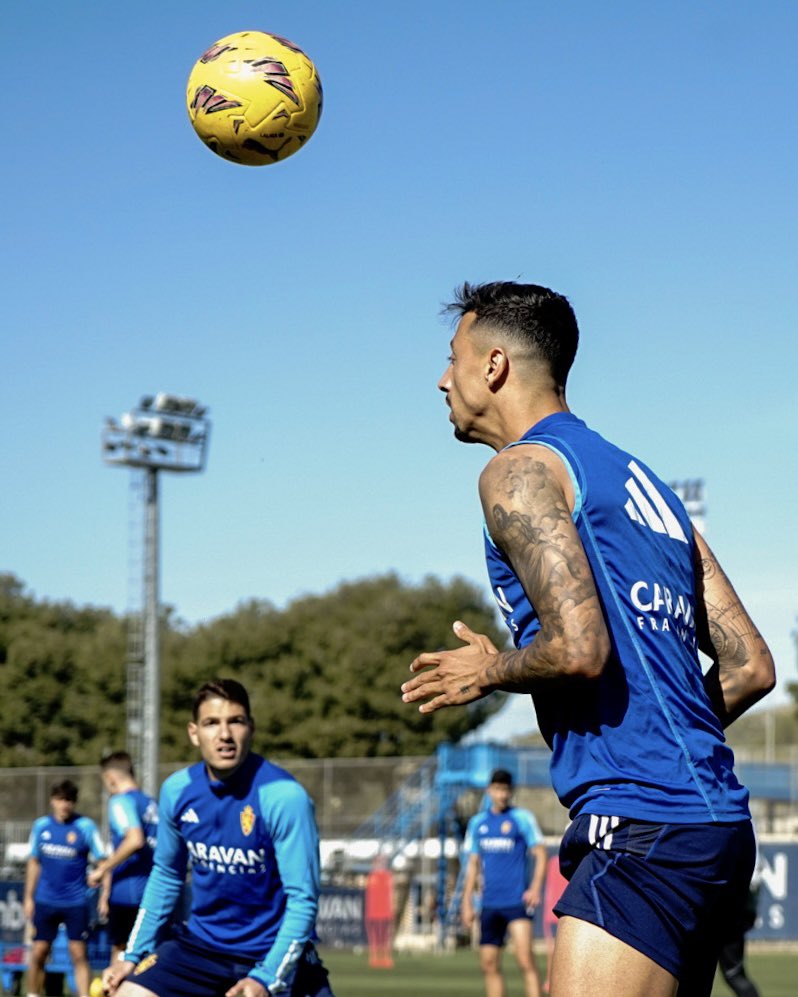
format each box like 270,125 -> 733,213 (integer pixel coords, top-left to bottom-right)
624,461 -> 687,543
180,808 -> 200,824
588,814 -> 620,850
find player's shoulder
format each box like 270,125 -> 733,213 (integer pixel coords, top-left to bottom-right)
252,756 -> 311,807
75,814 -> 99,835
159,766 -> 196,809
479,441 -> 568,501
465,811 -> 486,833
30,815 -> 50,835
508,806 -> 542,836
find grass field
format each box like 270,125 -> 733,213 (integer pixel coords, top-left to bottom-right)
319,946 -> 797,996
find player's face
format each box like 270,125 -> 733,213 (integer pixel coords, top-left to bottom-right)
487,782 -> 512,812
437,312 -> 490,444
50,796 -> 76,822
188,697 -> 254,781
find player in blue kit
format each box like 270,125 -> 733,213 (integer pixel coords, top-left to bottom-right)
402,281 -> 775,996
102,678 -> 333,997
462,769 -> 546,997
87,752 -> 158,961
24,779 -> 105,997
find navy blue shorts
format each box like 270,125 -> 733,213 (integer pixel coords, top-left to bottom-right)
479,904 -> 532,947
554,814 -> 755,995
130,932 -> 334,997
33,902 -> 89,942
108,903 -> 140,948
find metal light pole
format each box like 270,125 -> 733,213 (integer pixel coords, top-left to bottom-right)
102,393 -> 210,795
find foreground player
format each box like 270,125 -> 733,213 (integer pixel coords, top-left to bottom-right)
88,752 -> 158,961
24,780 -> 105,997
402,281 -> 775,996
103,678 -> 333,997
462,769 -> 546,997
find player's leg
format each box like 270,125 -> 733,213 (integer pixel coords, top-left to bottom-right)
67,939 -> 90,997
26,940 -> 52,996
550,916 -> 677,997
108,905 -> 139,964
507,916 -> 541,997
717,935 -> 760,997
478,944 -> 506,997
64,904 -> 92,996
116,983 -> 159,997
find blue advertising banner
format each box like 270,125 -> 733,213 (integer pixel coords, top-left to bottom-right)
316,887 -> 367,947
750,842 -> 798,940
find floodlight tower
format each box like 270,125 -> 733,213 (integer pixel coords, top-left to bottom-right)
102,394 -> 210,795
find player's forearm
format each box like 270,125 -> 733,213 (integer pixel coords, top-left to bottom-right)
250,888 -> 317,992
481,626 -> 608,692
703,655 -> 775,728
102,832 -> 145,874
24,860 -> 40,903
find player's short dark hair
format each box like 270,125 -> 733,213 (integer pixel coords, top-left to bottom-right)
101,751 -> 135,776
489,768 -> 514,787
445,280 -> 579,387
192,678 -> 251,720
50,779 -> 79,802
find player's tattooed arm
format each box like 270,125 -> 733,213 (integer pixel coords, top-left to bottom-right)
479,450 -> 610,690
402,448 -> 609,713
694,528 -> 775,727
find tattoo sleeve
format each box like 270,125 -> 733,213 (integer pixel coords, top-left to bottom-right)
480,452 -> 609,691
694,533 -> 774,726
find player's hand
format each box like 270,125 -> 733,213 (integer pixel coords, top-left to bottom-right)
225,978 -> 270,997
461,899 -> 475,929
523,885 -> 541,909
402,621 -> 499,713
103,959 -> 136,994
97,894 -> 110,920
23,897 -> 34,920
87,866 -> 105,888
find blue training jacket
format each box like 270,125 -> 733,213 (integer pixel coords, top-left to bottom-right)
484,412 -> 750,824
124,753 -> 320,994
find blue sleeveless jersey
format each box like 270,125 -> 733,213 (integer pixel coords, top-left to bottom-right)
125,753 -> 320,994
484,413 -> 749,824
29,814 -> 105,906
464,806 -> 543,908
108,788 -> 158,905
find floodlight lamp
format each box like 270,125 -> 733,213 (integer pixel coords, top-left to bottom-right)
140,395 -> 154,410
121,412 -> 135,431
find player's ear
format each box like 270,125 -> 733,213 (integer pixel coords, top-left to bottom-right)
187,721 -> 200,747
486,348 -> 509,389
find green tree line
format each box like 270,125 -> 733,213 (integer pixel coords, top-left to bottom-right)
0,572 -> 509,766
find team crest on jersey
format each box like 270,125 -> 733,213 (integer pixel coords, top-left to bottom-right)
67,831 -> 77,844
133,953 -> 158,975
240,805 -> 256,836
501,821 -> 512,835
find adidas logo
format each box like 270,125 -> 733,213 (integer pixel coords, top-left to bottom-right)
624,461 -> 688,543
180,808 -> 200,824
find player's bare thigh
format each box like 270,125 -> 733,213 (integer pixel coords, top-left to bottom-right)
116,983 -> 159,997
507,917 -> 536,969
550,916 -> 677,997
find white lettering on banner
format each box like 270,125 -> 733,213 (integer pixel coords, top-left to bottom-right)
318,894 -> 363,920
760,852 -> 787,901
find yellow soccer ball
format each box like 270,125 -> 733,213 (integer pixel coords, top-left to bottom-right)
186,30 -> 323,166
89,978 -> 104,997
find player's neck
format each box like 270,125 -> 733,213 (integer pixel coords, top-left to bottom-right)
492,391 -> 570,450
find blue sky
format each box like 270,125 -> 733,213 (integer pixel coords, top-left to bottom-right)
3,1 -> 796,738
